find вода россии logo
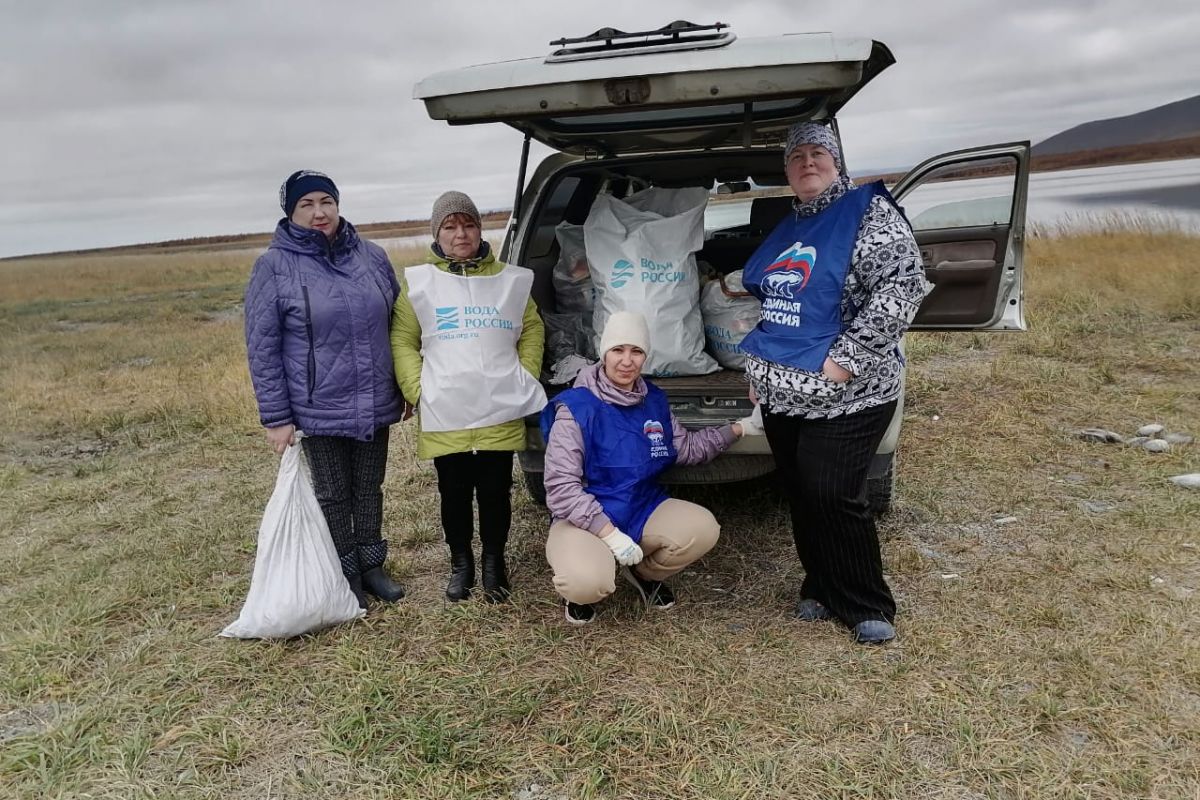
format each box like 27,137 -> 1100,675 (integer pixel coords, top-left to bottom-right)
435,307 -> 460,331
611,259 -> 634,288
761,242 -> 817,300
434,305 -> 514,336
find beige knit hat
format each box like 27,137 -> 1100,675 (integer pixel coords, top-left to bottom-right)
599,311 -> 651,356
430,190 -> 482,240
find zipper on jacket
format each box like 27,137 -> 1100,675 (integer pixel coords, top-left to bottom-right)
302,285 -> 316,404
378,279 -> 394,332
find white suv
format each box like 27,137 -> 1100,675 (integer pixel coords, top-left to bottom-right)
414,21 -> 1029,513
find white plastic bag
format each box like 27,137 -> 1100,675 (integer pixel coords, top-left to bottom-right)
585,187 -> 719,377
221,438 -> 364,639
700,269 -> 762,369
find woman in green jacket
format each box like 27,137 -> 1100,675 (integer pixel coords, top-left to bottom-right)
391,191 -> 545,603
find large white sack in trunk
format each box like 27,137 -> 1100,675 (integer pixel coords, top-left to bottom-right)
221,439 -> 364,640
585,187 -> 719,377
700,269 -> 762,369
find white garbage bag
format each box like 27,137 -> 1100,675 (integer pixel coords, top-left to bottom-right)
700,269 -> 762,369
585,187 -> 719,377
221,438 -> 364,639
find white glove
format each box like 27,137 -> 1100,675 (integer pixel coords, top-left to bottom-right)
601,528 -> 644,566
737,405 -> 765,437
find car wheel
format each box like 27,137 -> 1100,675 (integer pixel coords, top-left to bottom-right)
868,460 -> 894,516
523,469 -> 547,506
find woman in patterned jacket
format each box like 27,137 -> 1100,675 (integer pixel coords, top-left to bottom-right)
739,122 -> 929,645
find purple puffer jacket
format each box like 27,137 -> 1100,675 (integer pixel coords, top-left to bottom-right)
244,218 -> 403,441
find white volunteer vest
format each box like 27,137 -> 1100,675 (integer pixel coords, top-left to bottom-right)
406,263 -> 547,433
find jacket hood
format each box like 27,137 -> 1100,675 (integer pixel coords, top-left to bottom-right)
573,361 -> 647,408
269,218 -> 361,258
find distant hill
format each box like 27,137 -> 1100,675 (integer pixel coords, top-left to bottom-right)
1034,94 -> 1200,155
11,97 -> 1200,261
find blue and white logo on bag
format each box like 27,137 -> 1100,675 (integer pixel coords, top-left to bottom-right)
610,257 -> 688,288
433,305 -> 516,341
704,323 -> 743,358
640,257 -> 686,284
611,259 -> 634,288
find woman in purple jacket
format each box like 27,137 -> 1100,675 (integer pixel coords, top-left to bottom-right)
541,312 -> 764,624
244,170 -> 406,609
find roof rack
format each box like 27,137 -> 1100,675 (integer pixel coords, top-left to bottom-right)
546,20 -> 735,63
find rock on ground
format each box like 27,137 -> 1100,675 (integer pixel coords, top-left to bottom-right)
1076,428 -> 1123,443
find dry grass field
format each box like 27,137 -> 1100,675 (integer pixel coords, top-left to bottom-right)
1,229 -> 1198,799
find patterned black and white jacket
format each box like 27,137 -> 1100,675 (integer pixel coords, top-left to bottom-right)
745,176 -> 930,419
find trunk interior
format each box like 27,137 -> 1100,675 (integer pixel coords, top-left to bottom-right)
511,149 -> 786,423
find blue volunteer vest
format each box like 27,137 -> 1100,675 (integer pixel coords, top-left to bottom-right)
540,384 -> 677,542
739,181 -> 889,371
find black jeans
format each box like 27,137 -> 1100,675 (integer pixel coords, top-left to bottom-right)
432,450 -> 514,555
763,401 -> 897,626
301,428 -> 390,559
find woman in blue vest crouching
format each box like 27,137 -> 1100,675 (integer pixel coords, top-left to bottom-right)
541,312 -> 763,625
739,122 -> 929,645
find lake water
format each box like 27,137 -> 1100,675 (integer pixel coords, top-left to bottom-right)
371,233 -> 504,252
1023,157 -> 1200,231
363,158 -> 1200,253
704,158 -> 1200,235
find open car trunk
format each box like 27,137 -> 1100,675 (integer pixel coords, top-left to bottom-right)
415,29 -> 894,156
411,22 -> 1029,508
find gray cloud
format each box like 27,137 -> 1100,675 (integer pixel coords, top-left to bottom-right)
2,0 -> 1197,256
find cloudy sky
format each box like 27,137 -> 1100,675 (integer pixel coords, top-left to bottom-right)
3,0 -> 1197,258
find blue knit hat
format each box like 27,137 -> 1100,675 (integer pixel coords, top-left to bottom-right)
783,122 -> 843,172
279,170 -> 339,218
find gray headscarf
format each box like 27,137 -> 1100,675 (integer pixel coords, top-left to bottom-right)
783,122 -> 844,172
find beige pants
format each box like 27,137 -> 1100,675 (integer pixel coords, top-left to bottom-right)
545,499 -> 720,604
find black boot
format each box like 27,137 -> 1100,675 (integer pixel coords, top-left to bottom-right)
481,552 -> 511,604
340,551 -> 368,610
358,541 -> 405,603
445,549 -> 475,602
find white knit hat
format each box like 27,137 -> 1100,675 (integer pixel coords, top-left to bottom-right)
599,311 -> 651,356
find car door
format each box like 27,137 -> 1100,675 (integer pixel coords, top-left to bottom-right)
891,142 -> 1031,330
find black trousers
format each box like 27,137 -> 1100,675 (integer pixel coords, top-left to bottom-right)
432,450 -> 514,555
763,401 -> 897,626
301,428 -> 390,560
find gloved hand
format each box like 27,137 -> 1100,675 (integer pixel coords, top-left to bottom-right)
737,405 -> 765,437
600,528 -> 644,566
